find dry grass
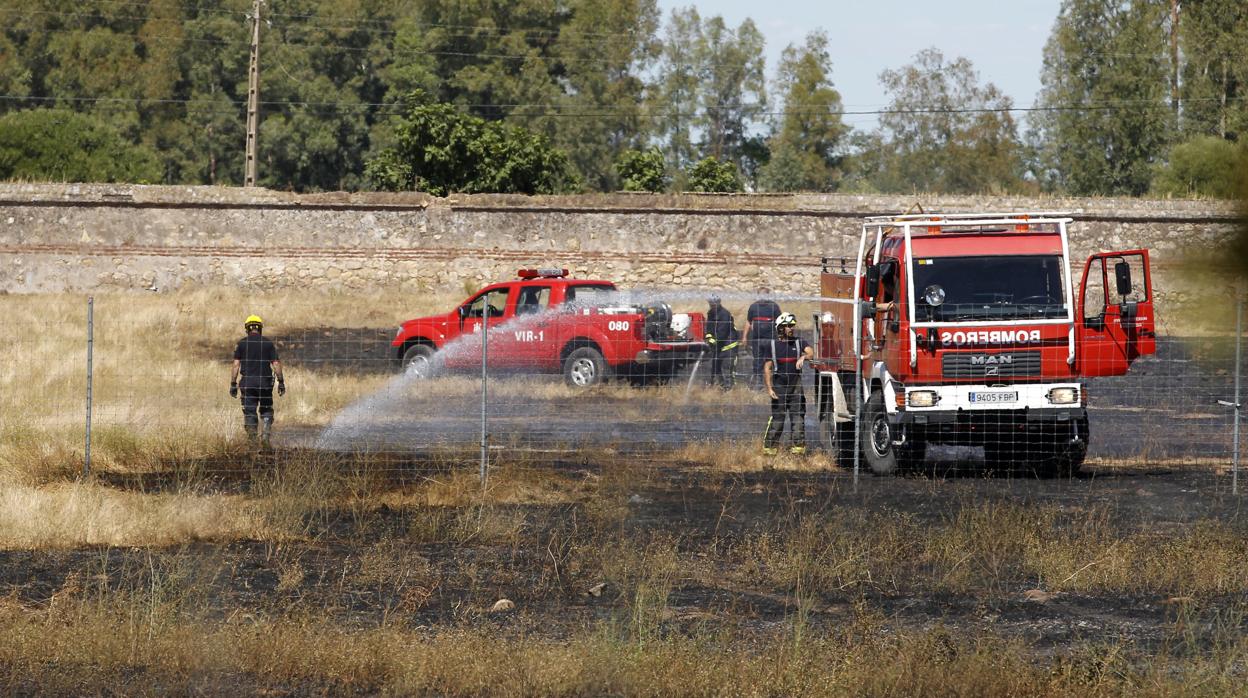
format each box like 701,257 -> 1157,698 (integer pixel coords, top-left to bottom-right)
0,595 -> 1243,696
733,502 -> 1248,598
0,288 -> 463,478
0,481 -> 267,549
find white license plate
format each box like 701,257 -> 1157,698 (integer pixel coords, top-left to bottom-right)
969,391 -> 1018,404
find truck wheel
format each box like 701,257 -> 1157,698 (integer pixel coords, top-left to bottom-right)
861,391 -> 918,475
564,347 -> 608,387
402,344 -> 436,377
1047,417 -> 1088,477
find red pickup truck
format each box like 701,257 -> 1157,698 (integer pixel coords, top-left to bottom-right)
392,269 -> 708,386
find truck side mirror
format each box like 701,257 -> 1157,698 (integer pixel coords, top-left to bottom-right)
864,264 -> 880,299
1114,261 -> 1132,298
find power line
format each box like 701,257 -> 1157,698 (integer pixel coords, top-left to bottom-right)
2,92 -> 1241,118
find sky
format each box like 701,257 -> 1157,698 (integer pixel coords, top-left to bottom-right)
655,0 -> 1061,131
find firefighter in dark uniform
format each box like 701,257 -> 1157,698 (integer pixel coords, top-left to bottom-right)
763,312 -> 814,455
704,296 -> 740,389
744,290 -> 782,388
229,315 -> 285,444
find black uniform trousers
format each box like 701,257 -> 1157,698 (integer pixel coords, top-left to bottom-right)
240,384 -> 274,433
749,339 -> 771,387
764,379 -> 806,448
708,343 -> 738,388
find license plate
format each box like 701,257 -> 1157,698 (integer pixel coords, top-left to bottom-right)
969,391 -> 1018,404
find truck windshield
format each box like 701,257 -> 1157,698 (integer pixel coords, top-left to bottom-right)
911,255 -> 1068,321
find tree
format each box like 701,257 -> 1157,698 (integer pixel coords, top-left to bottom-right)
758,31 -> 847,192
615,147 -> 667,191
1151,135 -> 1246,198
552,0 -> 661,191
649,6 -> 703,174
1178,0 -> 1248,140
365,93 -> 578,195
0,108 -> 161,182
1030,0 -> 1173,195
696,17 -> 767,180
869,48 -> 1024,194
685,156 -> 741,192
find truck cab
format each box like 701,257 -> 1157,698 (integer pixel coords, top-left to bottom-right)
814,213 -> 1156,475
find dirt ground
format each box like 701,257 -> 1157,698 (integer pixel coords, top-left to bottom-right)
3,455 -> 1243,657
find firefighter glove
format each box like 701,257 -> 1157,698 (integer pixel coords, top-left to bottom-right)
277,379 -> 286,397
229,381 -> 238,399
704,333 -> 716,345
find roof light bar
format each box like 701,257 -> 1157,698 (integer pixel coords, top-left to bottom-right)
517,268 -> 569,279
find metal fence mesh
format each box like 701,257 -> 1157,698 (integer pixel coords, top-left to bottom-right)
0,293 -> 1243,494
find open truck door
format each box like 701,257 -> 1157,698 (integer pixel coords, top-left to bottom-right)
1077,249 -> 1156,376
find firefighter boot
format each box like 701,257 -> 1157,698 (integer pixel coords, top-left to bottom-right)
762,447 -> 779,456
260,416 -> 273,448
789,446 -> 806,455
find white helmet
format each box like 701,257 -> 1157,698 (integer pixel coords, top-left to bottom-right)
774,312 -> 797,329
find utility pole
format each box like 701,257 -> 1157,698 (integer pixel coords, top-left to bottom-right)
1169,0 -> 1180,119
244,0 -> 263,187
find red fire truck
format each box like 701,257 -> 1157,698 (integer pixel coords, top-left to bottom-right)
812,212 -> 1156,475
392,269 -> 707,386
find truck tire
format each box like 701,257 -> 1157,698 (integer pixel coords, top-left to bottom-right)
564,347 -> 608,387
401,343 -> 436,377
861,391 -> 919,475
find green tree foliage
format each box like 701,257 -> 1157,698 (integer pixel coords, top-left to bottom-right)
615,147 -> 667,192
758,31 -> 847,192
365,94 -> 578,195
650,8 -> 767,183
0,108 -> 161,182
865,48 -> 1024,194
1030,0 -> 1173,195
697,17 -> 767,179
1151,135 -> 1246,198
1178,0 -> 1248,140
685,156 -> 741,193
649,6 -> 703,175
552,0 -> 661,191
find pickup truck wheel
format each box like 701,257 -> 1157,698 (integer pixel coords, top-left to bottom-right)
861,391 -> 917,475
401,344 -> 436,377
564,347 -> 608,387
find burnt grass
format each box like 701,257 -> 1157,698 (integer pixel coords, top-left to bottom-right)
5,451 -> 1246,657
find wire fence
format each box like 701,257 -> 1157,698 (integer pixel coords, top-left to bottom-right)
1,293 -> 1244,493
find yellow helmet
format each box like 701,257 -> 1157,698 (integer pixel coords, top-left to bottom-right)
244,314 -> 263,330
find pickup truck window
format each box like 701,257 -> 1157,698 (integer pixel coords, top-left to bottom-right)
913,254 -> 1067,321
564,284 -> 615,308
465,288 -> 510,319
516,286 -> 551,315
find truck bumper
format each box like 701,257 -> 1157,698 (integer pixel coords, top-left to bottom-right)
893,407 -> 1089,447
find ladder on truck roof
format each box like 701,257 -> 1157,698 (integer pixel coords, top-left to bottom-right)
852,211 -> 1077,369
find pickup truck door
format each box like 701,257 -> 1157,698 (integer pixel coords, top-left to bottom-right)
1076,249 -> 1156,376
448,286 -> 512,369
502,284 -> 556,368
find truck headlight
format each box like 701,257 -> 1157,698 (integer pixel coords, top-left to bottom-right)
1047,387 -> 1079,405
907,390 -> 940,407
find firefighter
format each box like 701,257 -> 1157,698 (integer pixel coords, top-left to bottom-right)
229,315 -> 285,445
744,288 -> 782,388
763,312 -> 814,456
704,296 -> 740,389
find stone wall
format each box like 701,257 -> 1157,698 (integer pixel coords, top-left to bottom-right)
0,183 -> 1239,329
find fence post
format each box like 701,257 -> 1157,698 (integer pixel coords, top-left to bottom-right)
480,320 -> 489,488
1234,298 -> 1242,496
84,296 -> 94,478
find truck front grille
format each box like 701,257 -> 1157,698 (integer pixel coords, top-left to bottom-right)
942,350 -> 1042,379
